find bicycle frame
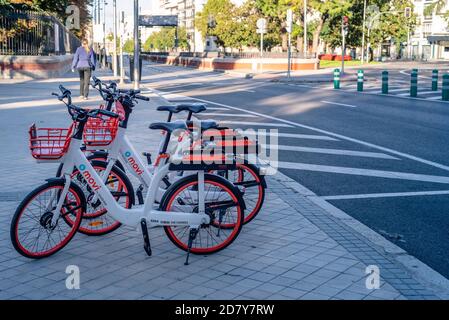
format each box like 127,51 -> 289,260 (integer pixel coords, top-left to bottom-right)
56,137 -> 209,229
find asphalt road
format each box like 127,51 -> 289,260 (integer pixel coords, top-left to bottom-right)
141,62 -> 449,279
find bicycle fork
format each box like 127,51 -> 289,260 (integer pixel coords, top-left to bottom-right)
49,174 -> 72,227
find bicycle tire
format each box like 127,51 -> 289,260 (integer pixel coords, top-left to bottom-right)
11,180 -> 86,259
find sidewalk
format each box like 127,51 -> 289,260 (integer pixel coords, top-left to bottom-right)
0,69 -> 446,300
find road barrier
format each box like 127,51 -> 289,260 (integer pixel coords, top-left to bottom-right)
381,71 -> 388,94
432,69 -> 438,91
443,74 -> 449,101
410,69 -> 418,97
334,68 -> 340,89
357,70 -> 364,91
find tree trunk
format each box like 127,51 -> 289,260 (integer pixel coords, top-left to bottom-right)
282,33 -> 288,51
312,17 -> 325,55
297,36 -> 304,53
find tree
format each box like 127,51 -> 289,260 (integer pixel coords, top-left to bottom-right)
143,27 -> 188,51
0,0 -> 92,38
195,0 -> 240,50
123,39 -> 134,53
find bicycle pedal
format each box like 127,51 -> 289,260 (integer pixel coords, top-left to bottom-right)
140,218 -> 152,256
136,185 -> 144,205
142,152 -> 152,165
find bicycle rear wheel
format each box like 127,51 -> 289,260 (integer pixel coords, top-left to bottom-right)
213,163 -> 265,226
10,180 -> 85,259
160,173 -> 244,254
65,160 -> 134,236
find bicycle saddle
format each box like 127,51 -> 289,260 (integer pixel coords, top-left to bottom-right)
175,103 -> 207,113
157,105 -> 181,113
149,120 -> 187,133
187,120 -> 218,131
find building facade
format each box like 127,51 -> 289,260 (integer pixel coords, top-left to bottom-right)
411,0 -> 449,60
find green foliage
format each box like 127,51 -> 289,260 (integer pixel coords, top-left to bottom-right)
123,39 -> 134,53
143,27 -> 188,51
0,0 -> 92,38
193,0 -> 417,52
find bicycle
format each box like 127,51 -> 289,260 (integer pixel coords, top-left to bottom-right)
11,86 -> 246,265
65,78 -> 266,234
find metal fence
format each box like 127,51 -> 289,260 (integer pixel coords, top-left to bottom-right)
0,9 -> 80,56
142,51 -> 317,59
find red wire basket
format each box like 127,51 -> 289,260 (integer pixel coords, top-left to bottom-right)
83,116 -> 119,147
29,123 -> 74,160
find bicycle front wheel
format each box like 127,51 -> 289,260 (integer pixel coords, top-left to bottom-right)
160,173 -> 244,254
10,180 -> 85,259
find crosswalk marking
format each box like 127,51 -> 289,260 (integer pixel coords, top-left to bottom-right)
387,88 -> 410,93
199,113 -> 258,118
417,90 -> 440,95
203,107 -> 230,110
321,190 -> 449,200
242,131 -> 338,141
218,120 -> 293,128
277,161 -> 449,184
264,145 -> 398,159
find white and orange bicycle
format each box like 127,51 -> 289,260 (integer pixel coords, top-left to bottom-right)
10,86 -> 246,264
61,78 -> 266,237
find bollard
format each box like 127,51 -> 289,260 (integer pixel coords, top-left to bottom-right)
382,71 -> 388,94
442,74 -> 449,101
432,69 -> 438,91
357,70 -> 364,91
410,70 -> 418,97
334,68 -> 340,89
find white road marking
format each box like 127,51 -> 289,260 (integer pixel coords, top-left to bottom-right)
321,190 -> 449,200
199,113 -> 257,118
154,90 -> 449,172
277,161 -> 449,184
321,100 -> 357,108
418,90 -> 441,95
387,88 -> 410,92
236,89 -> 256,93
204,107 -> 230,110
263,145 -> 399,159
243,131 -> 338,141
218,120 -> 293,128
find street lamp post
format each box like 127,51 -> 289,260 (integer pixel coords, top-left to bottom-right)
361,0 -> 367,64
119,11 -> 125,85
102,0 -> 107,69
303,0 -> 307,58
112,0 -> 118,77
113,0 -> 118,77
133,0 -> 140,90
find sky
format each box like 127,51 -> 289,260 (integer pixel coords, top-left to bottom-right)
91,0 -> 154,34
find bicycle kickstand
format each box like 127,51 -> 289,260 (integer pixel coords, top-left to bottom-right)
184,228 -> 199,265
140,218 -> 152,256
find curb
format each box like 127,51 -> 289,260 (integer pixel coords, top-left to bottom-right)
147,83 -> 449,300
272,170 -> 449,299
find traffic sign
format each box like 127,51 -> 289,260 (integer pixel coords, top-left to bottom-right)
256,18 -> 267,34
286,9 -> 292,33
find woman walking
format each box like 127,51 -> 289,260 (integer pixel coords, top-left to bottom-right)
71,39 -> 96,100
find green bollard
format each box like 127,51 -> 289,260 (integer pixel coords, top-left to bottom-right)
382,71 -> 388,94
410,70 -> 418,97
334,68 -> 340,89
442,74 -> 449,101
357,70 -> 364,91
432,70 -> 438,91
